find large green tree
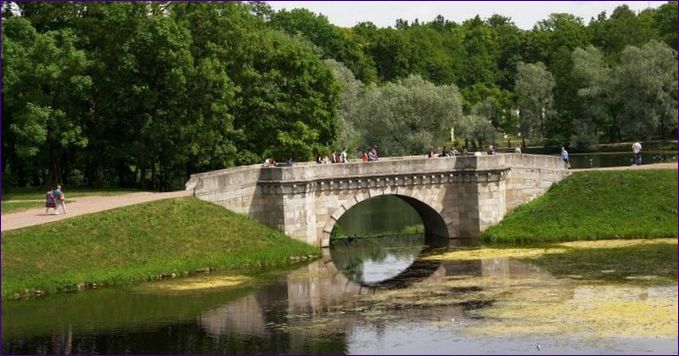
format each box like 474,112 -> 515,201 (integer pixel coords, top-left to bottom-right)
570,45 -> 612,148
515,62 -> 556,144
610,40 -> 678,139
349,76 -> 463,156
2,17 -> 91,185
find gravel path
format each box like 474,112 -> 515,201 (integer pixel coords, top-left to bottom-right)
2,190 -> 192,232
2,162 -> 675,232
570,162 -> 678,172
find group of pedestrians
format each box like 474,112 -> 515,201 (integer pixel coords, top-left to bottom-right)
261,141 -> 645,170
428,146 -> 461,158
45,185 -> 67,215
316,148 -> 349,164
314,146 -> 380,164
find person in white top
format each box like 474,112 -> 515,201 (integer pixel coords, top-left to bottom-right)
340,148 -> 347,163
632,141 -> 642,165
515,146 -> 522,154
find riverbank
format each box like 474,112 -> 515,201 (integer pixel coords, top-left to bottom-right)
483,169 -> 678,243
1,197 -> 320,299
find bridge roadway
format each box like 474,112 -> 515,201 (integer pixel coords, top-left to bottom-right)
186,154 -> 568,247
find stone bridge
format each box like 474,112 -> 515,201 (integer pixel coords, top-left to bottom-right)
185,154 -> 569,247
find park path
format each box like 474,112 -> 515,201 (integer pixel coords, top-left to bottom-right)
570,162 -> 677,172
2,190 -> 192,232
2,162 -> 676,232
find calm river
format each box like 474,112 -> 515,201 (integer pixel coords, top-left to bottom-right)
3,197 -> 677,354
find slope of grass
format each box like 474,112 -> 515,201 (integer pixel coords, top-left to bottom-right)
1,197 -> 319,298
483,170 -> 678,243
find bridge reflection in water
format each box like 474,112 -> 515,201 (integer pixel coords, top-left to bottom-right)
197,242 -> 559,337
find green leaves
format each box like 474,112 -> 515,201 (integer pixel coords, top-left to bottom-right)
515,61 -> 556,142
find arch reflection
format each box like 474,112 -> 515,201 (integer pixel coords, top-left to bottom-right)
328,234 -> 448,289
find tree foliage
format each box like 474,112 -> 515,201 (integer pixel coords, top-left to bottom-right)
3,2 -> 677,190
610,40 -> 678,139
346,76 -> 463,156
515,62 -> 556,142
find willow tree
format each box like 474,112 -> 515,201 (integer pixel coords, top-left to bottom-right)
515,62 -> 556,145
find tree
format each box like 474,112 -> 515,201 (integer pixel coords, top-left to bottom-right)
610,40 -> 678,139
460,15 -> 499,87
350,75 -> 463,156
589,5 -> 659,59
461,83 -> 515,132
365,28 -> 413,82
173,3 -> 341,168
269,8 -> 377,83
571,45 -> 611,148
2,17 -> 91,185
653,2 -> 678,50
324,59 -> 363,152
486,14 -> 524,90
458,104 -> 498,149
514,62 -> 556,144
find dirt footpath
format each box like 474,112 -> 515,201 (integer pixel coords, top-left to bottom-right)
570,162 -> 678,172
2,190 -> 192,232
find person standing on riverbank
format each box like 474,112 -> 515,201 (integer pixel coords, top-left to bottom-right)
632,141 -> 642,165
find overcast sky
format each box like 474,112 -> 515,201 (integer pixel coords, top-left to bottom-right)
267,1 -> 666,29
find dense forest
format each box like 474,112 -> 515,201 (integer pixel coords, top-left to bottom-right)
2,1 -> 677,190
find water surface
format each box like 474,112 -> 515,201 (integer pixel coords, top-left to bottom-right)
3,237 -> 676,354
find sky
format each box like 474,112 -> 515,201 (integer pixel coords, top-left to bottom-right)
267,1 -> 666,29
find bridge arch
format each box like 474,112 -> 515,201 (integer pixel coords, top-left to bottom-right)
321,192 -> 450,247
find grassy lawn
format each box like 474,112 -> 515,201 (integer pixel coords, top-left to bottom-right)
1,201 -> 45,214
483,170 -> 678,243
1,197 -> 319,298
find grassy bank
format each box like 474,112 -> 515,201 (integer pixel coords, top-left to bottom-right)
1,197 -> 319,299
483,170 -> 678,243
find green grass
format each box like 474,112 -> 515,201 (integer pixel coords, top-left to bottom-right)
1,201 -> 44,214
524,242 -> 678,284
1,197 -> 319,298
483,170 -> 678,243
2,186 -> 140,201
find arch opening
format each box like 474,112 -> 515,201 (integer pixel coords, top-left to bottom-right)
327,194 -> 450,247
326,194 -> 450,287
